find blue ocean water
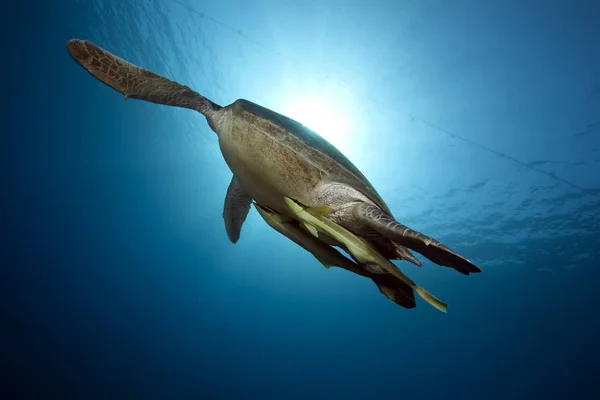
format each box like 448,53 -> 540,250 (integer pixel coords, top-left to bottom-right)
3,0 -> 600,398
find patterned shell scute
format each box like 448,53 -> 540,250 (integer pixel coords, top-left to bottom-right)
235,99 -> 390,212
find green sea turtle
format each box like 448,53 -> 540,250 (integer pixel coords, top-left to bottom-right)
66,39 -> 481,312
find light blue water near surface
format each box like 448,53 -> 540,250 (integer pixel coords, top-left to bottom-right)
3,0 -> 600,398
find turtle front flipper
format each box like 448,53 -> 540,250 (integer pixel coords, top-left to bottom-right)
254,203 -> 416,309
353,203 -> 482,275
223,175 -> 253,243
66,39 -> 221,118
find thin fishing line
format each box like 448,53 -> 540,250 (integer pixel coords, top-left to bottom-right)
409,115 -> 593,194
172,0 -> 281,56
168,0 -> 594,194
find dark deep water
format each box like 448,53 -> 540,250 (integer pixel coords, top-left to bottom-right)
3,0 -> 600,398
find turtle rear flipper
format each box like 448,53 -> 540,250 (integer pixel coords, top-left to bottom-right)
66,39 -> 221,118
353,203 -> 482,275
283,197 -> 447,313
371,274 -> 416,309
255,203 -> 417,309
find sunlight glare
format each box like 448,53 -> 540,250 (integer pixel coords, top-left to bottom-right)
282,98 -> 355,155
